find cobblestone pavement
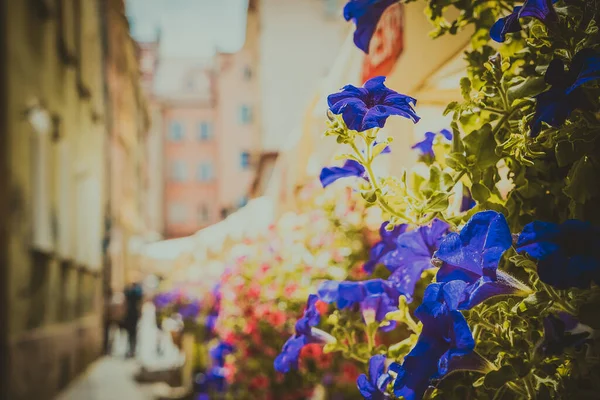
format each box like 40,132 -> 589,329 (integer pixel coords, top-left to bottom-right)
55,357 -> 159,400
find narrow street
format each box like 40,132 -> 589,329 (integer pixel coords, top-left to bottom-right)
56,358 -> 157,400
57,303 -> 185,400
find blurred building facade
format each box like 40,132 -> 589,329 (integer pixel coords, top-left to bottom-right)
0,0 -> 108,398
135,0 -> 261,239
104,0 -> 151,292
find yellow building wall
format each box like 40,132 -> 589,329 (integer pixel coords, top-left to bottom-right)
2,1 -> 108,398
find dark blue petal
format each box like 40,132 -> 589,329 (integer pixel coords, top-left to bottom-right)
519,0 -> 557,24
328,76 -> 420,131
517,219 -> 600,289
490,7 -> 523,43
435,211 -> 512,280
295,294 -> 321,335
411,131 -> 436,157
357,374 -> 377,399
565,48 -> 600,95
274,335 -> 307,373
318,280 -> 340,303
440,129 -> 453,140
319,159 -> 366,188
344,0 -> 398,54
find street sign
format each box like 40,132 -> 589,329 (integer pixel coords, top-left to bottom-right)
361,2 -> 404,83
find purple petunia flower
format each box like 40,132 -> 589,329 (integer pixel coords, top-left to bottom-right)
344,0 -> 398,53
537,313 -> 590,357
275,295 -> 334,373
319,142 -> 390,188
460,187 -> 476,212
364,222 -> 408,274
530,48 -> 600,137
153,291 -> 176,310
411,129 -> 452,158
318,279 -> 402,331
490,0 -> 557,43
179,300 -> 201,320
320,160 -> 367,188
328,76 -> 420,132
364,219 -> 450,301
210,341 -> 234,367
434,211 -> 530,310
517,219 -> 600,289
391,283 -> 475,400
357,355 -> 392,399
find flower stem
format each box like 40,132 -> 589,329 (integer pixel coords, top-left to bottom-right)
349,140 -> 407,220
523,374 -> 537,399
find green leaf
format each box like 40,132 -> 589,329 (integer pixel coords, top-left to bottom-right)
564,157 -> 600,204
372,142 -> 390,158
460,77 -> 472,101
426,192 -> 451,212
361,190 -> 378,203
388,334 -> 417,359
463,124 -> 500,169
555,140 -> 586,168
507,76 -> 546,104
471,183 -> 491,202
445,152 -> 467,171
483,365 -> 518,389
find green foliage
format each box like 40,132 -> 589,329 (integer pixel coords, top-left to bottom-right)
321,0 -> 600,399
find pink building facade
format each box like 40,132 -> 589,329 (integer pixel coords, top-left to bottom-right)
137,1 -> 261,239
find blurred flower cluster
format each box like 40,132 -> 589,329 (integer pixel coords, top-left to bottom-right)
202,183 -> 380,399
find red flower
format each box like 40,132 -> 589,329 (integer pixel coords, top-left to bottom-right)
315,300 -> 329,315
266,310 -> 286,328
250,375 -> 269,390
341,362 -> 361,384
260,263 -> 271,273
284,283 -> 298,297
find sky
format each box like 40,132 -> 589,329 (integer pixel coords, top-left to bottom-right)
126,0 -> 248,57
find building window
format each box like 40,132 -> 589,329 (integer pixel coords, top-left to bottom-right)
238,105 -> 252,124
169,121 -> 184,141
171,160 -> 187,181
197,122 -> 213,141
240,151 -> 250,169
243,66 -> 252,80
168,203 -> 187,223
196,162 -> 214,181
198,205 -> 210,224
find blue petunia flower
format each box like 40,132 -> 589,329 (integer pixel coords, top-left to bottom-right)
357,354 -> 392,399
275,294 -> 335,373
530,48 -> 600,137
460,187 -> 476,212
328,76 -> 420,132
411,129 -> 452,158
364,219 -> 450,301
344,0 -> 398,53
391,283 -> 475,400
179,300 -> 201,320
210,341 -> 234,367
517,219 -> 600,289
153,292 -> 176,310
320,160 -> 367,188
318,279 -> 402,331
364,221 -> 408,274
434,211 -> 530,310
319,142 -> 390,188
536,313 -> 591,357
490,0 -> 557,43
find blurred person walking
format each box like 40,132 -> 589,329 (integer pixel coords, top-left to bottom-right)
123,282 -> 144,358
